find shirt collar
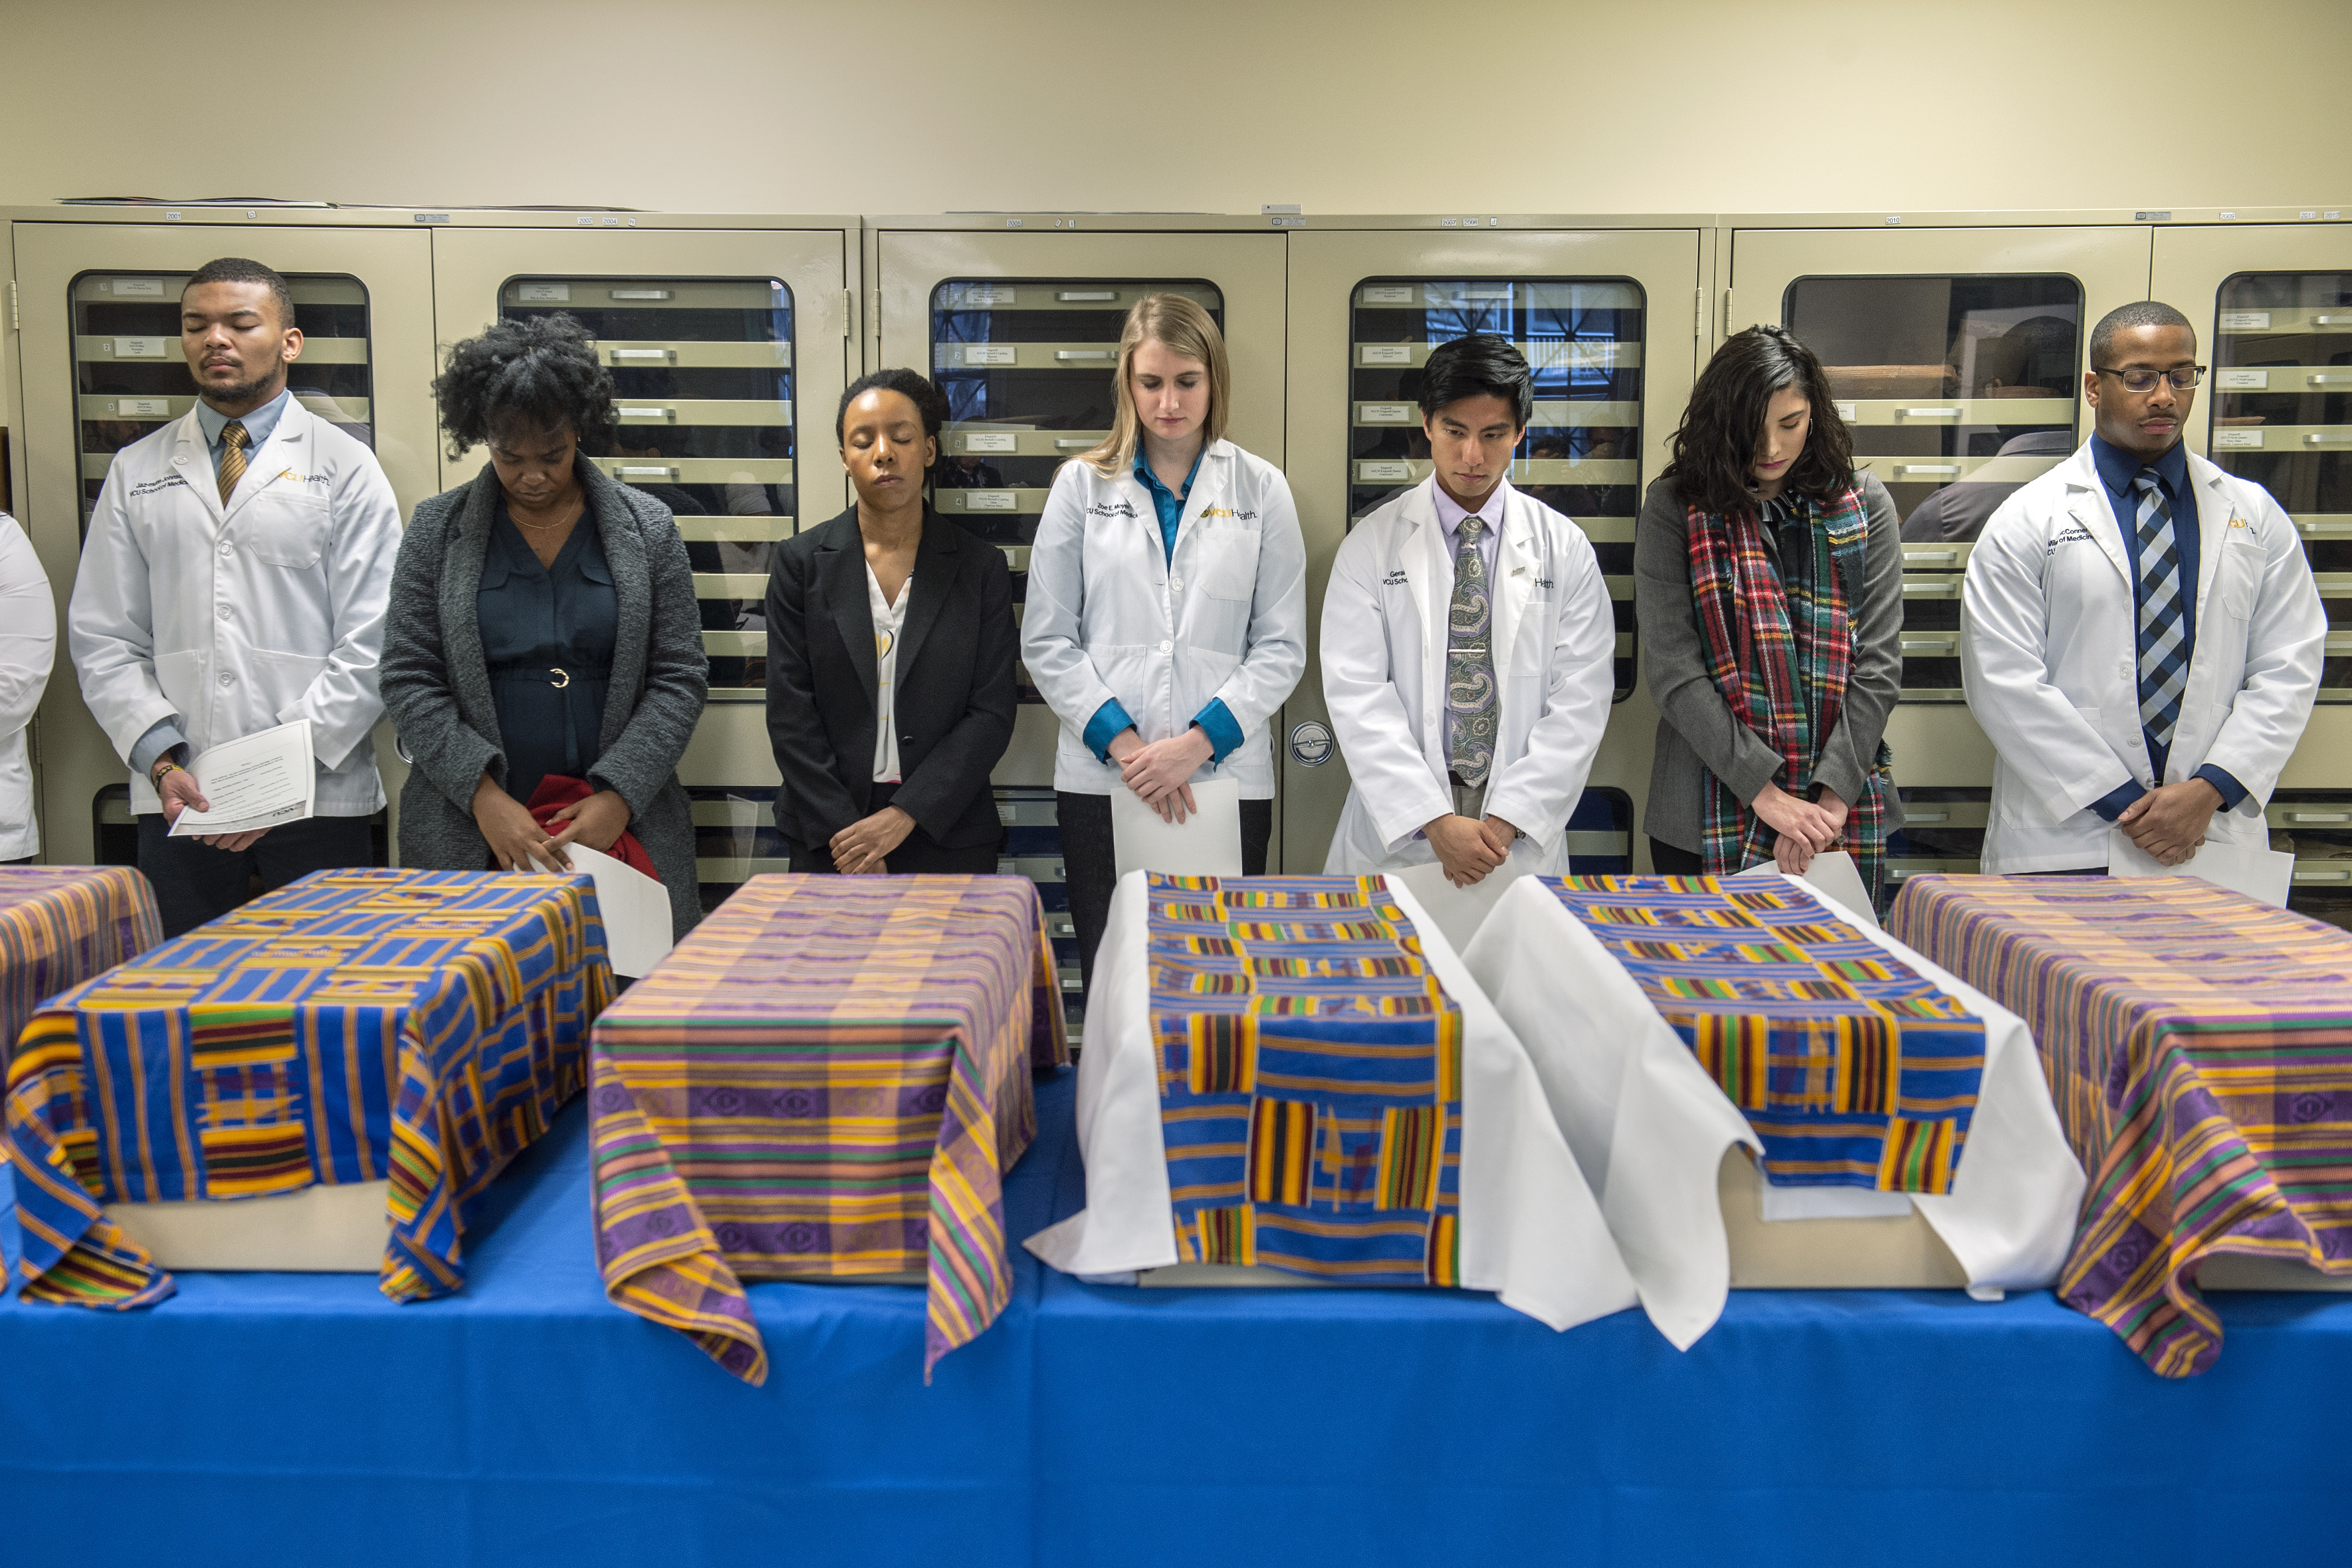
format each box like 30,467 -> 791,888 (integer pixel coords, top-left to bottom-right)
2090,431 -> 2189,504
1432,476 -> 1510,540
1132,442 -> 1205,499
196,385 -> 293,452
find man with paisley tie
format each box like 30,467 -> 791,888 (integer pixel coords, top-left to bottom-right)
1962,302 -> 2324,874
68,257 -> 402,934
1321,335 -> 1616,884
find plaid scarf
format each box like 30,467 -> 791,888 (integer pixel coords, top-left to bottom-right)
1687,485 -> 1892,906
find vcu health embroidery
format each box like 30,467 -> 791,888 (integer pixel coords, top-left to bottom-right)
3,868 -> 608,1307
1147,874 -> 1462,1285
1549,875 -> 1986,1192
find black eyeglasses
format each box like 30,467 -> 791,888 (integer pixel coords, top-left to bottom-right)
2092,365 -> 2206,393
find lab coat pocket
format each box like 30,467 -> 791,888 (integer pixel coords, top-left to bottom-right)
247,646 -> 330,723
1198,525 -> 1263,601
243,493 -> 330,569
2215,541 -> 2261,622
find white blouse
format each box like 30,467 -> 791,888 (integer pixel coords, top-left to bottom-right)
866,563 -> 909,784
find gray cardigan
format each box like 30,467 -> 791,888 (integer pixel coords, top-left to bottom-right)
1634,471 -> 1905,855
380,459 -> 710,936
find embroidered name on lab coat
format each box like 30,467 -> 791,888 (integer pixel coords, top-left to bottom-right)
2046,525 -> 2094,556
128,475 -> 190,499
1382,569 -> 1408,587
1086,500 -> 1139,519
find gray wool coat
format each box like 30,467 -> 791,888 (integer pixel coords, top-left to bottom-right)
380,458 -> 709,936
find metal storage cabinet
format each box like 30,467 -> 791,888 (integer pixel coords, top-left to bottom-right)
1279,220 -> 1708,873
6,210 -> 442,867
428,218 -> 855,916
2153,216 -> 2352,923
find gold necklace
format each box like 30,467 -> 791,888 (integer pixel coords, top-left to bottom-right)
511,503 -> 582,533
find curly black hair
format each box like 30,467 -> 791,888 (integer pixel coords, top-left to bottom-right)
432,313 -> 615,460
1660,325 -> 1856,517
835,367 -> 949,464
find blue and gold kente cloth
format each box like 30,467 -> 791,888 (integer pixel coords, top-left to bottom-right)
1148,873 -> 1462,1283
1547,875 -> 1986,1191
3,868 -> 610,1308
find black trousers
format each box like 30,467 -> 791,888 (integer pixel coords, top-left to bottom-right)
1648,837 -> 1704,875
137,812 -> 377,939
1060,790 -> 1273,995
785,784 -> 1002,875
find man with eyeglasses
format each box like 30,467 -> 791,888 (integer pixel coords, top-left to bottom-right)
1961,300 -> 2323,875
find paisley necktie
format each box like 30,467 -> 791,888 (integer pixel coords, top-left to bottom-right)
1444,516 -> 1496,788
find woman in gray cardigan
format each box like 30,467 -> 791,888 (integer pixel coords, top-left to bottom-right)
1634,325 -> 1903,902
381,314 -> 709,936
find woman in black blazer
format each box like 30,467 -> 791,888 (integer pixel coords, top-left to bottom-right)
765,369 -> 1016,872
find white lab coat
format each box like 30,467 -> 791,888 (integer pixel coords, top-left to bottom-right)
69,399 -> 402,816
0,516 -> 55,859
1960,440 -> 2324,873
1322,477 -> 1615,873
1021,439 -> 1308,797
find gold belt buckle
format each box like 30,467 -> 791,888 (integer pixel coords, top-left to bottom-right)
549,667 -> 570,689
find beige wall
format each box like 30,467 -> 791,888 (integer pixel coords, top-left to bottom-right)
0,0 -> 2345,216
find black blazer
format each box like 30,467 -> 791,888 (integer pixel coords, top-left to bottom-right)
765,505 -> 1016,851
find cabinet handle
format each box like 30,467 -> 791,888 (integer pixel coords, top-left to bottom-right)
1892,464 -> 1962,477
2307,433 -> 2352,445
1056,290 -> 1118,302
2286,811 -> 2352,823
1904,549 -> 1959,564
1900,407 -> 1964,417
1906,811 -> 1949,823
1054,437 -> 1096,449
614,464 -> 677,479
616,407 -> 674,421
610,348 -> 673,362
1055,350 -> 1111,361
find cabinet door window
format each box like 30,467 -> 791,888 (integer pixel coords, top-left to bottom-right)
1784,274 -> 2082,702
71,271 -> 373,534
2208,271 -> 2352,701
501,277 -> 793,702
1350,279 -> 1644,701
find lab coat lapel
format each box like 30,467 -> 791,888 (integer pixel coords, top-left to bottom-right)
895,508 -> 957,683
1489,480 -> 1533,693
171,411 -> 225,526
2187,451 -> 2233,622
818,513 -> 880,703
1399,479 -> 1443,698
2059,443 -> 2132,591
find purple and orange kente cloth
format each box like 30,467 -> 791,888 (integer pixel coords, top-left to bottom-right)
1891,874 -> 2352,1376
588,874 -> 1067,1385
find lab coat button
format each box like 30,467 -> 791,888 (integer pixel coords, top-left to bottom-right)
173,455 -> 187,466
1169,575 -> 1183,591
215,604 -> 231,620
1158,639 -> 1173,653
217,672 -> 234,687
218,540 -> 234,556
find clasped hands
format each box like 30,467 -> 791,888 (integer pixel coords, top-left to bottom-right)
2114,778 -> 2220,867
1108,725 -> 1215,823
1423,811 -> 1522,888
473,774 -> 633,873
1751,782 -> 1849,875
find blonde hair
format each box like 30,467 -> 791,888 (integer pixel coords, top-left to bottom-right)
1077,293 -> 1230,478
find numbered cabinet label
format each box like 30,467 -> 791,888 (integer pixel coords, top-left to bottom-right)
965,491 -> 1018,510
1355,460 -> 1412,481
1358,345 -> 1413,366
954,286 -> 1017,307
114,398 -> 171,416
1360,286 -> 1414,305
962,432 -> 1018,453
2217,370 -> 2270,390
111,337 -> 168,358
517,283 -> 571,302
2213,429 -> 2265,449
2219,311 -> 2273,331
107,278 -> 165,297
1358,403 -> 1415,424
961,345 -> 1016,366
1834,402 -> 1858,420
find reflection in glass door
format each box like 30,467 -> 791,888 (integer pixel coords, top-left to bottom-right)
71,270 -> 375,535
1347,279 -> 1644,699
1783,274 -> 2082,703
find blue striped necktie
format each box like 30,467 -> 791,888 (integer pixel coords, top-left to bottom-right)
2133,467 -> 2188,760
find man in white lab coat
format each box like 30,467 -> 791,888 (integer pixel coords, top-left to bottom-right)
1321,334 -> 1615,882
1961,300 -> 2324,874
70,257 -> 402,935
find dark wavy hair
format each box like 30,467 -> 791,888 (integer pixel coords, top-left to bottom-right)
432,313 -> 615,460
836,367 -> 949,470
1661,325 -> 1854,516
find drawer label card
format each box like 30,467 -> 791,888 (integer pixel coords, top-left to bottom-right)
1356,460 -> 1412,481
954,286 -> 1016,307
1360,286 -> 1414,305
962,344 -> 1016,366
111,337 -> 167,358
2219,311 -> 2272,331
2213,429 -> 2265,448
1358,403 -> 1415,424
114,398 -> 171,416
1359,345 -> 1412,365
2217,370 -> 2269,389
965,491 -> 1017,510
107,278 -> 165,297
962,432 -> 1018,453
1835,402 -> 1858,420
518,283 -> 571,302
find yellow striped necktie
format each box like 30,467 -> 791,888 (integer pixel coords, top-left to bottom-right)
218,420 -> 249,504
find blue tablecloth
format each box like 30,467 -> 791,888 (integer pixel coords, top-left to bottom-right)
4,1072 -> 2350,1567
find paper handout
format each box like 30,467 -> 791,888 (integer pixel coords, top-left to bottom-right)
167,719 -> 316,837
531,842 -> 674,978
1111,777 -> 1243,879
2109,832 -> 2293,908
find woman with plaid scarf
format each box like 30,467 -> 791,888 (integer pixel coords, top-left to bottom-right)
1633,326 -> 1904,904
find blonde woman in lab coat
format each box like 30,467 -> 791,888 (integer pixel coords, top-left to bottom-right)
1321,334 -> 1615,883
1020,294 -> 1307,990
